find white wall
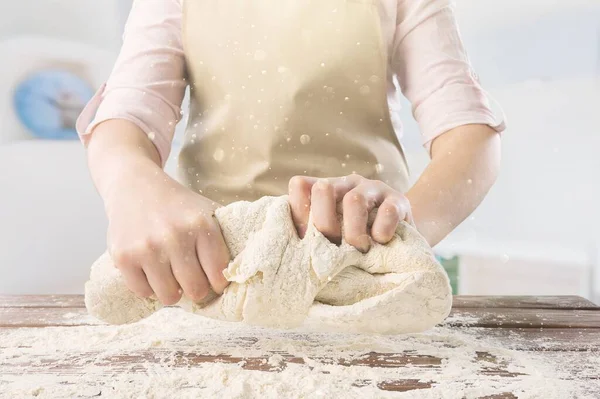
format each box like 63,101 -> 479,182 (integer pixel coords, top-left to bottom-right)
0,1 -> 120,294
400,2 -> 600,261
0,142 -> 107,294
0,0 -> 123,50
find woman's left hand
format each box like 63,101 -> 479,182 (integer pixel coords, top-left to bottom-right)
288,175 -> 413,252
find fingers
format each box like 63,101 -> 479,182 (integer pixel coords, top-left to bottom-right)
288,176 -> 316,238
288,174 -> 411,251
288,175 -> 358,241
371,195 -> 411,244
196,220 -> 231,295
169,243 -> 210,303
143,254 -> 182,306
110,212 -> 231,306
111,245 -> 166,301
168,215 -> 231,300
342,182 -> 387,252
310,179 -> 342,244
287,174 -> 379,252
120,265 -> 154,298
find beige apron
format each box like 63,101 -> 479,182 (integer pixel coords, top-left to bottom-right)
179,0 -> 409,205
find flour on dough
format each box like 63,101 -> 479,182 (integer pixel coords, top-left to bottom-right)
85,196 -> 452,334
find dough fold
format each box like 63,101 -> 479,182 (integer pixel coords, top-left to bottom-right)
85,196 -> 452,334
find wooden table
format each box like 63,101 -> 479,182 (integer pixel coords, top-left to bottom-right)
1,295 -> 599,398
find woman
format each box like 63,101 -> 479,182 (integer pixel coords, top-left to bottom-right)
77,0 -> 504,307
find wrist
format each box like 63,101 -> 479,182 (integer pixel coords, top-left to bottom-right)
405,191 -> 449,248
92,149 -> 163,209
86,120 -> 164,204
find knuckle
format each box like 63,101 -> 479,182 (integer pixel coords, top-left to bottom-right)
288,175 -> 311,194
344,191 -> 367,209
359,181 -> 384,199
399,196 -> 411,213
372,180 -> 388,191
182,213 -> 212,233
311,179 -> 334,196
133,237 -> 156,254
154,225 -> 179,244
198,215 -> 214,232
390,195 -> 410,217
365,174 -> 392,187
380,201 -> 400,217
346,173 -> 364,185
112,240 -> 153,267
111,250 -> 132,269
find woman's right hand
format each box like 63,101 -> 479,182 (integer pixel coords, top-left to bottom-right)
86,120 -> 230,306
104,160 -> 230,305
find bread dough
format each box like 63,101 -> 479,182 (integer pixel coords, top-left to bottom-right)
85,196 -> 452,334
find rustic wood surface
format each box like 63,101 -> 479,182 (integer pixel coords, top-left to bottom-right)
0,295 -> 598,398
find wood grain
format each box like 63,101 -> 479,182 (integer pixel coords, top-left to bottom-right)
446,308 -> 600,329
452,295 -> 598,310
1,294 -> 596,310
1,295 -> 599,397
2,347 -> 595,393
458,327 -> 600,351
0,307 -> 99,327
0,295 -> 85,308
3,304 -> 600,330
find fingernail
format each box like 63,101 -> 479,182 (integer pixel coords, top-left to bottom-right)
299,228 -> 307,239
358,235 -> 371,253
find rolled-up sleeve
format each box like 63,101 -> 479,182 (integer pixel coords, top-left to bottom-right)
392,0 -> 505,152
76,0 -> 186,165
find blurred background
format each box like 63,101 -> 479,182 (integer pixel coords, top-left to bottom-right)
0,0 -> 598,302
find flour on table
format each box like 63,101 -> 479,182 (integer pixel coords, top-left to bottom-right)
1,308 -> 598,398
85,195 -> 452,334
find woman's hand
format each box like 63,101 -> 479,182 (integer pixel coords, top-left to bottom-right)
87,120 -> 230,306
105,162 -> 230,305
288,175 -> 412,252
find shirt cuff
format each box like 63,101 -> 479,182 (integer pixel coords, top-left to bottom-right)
418,83 -> 506,155
76,84 -> 175,166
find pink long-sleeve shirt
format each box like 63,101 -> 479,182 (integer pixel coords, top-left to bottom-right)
77,0 -> 504,165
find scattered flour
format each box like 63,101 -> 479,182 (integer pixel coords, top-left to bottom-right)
85,196 -> 452,334
11,197 -> 595,398
1,308 -> 598,399
267,354 -> 285,367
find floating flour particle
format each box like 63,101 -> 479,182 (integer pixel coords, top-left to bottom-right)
213,148 -> 225,162
253,50 -> 267,61
299,134 -> 311,145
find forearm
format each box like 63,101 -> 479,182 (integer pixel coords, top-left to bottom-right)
406,124 -> 501,247
86,119 -> 164,205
